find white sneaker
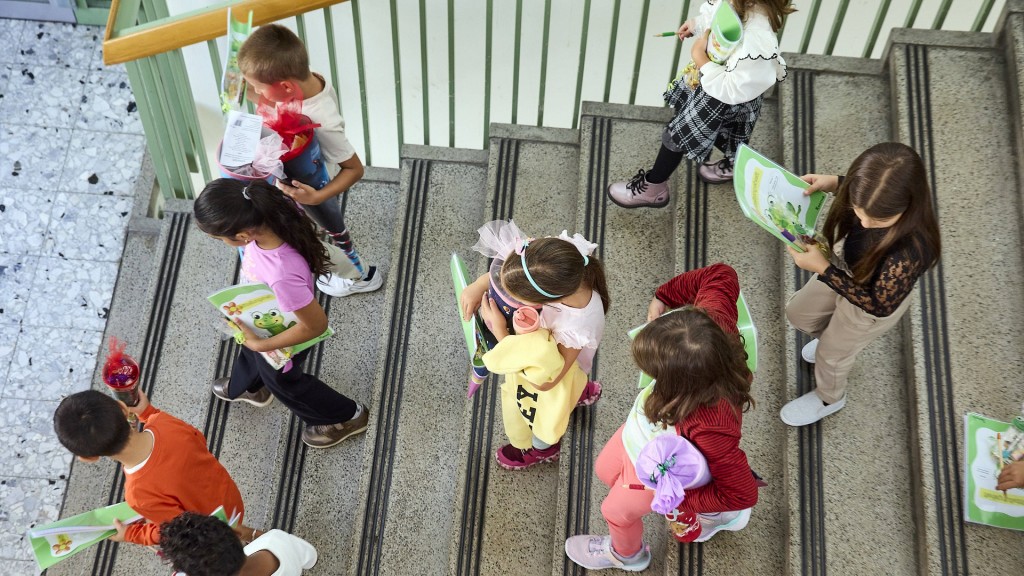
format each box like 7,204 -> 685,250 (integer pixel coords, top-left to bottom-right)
316,266 -> 383,297
693,508 -> 751,542
780,390 -> 846,426
801,338 -> 819,363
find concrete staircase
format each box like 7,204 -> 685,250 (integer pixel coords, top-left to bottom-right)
51,2 -> 1024,574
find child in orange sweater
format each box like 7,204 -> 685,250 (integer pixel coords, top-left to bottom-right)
53,389 -> 250,546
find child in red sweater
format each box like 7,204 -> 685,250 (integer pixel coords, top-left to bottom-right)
565,264 -> 758,571
53,389 -> 250,546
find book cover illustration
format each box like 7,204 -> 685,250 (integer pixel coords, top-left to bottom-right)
451,253 -> 490,398
220,8 -> 254,113
733,144 -> 827,253
964,412 -> 1024,531
27,502 -> 141,569
681,1 -> 744,89
208,282 -> 333,370
628,291 -> 758,389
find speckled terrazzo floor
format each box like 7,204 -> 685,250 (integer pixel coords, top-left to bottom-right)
0,18 -> 142,575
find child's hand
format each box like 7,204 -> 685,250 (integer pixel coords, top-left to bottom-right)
234,321 -> 266,352
460,283 -> 486,321
691,30 -> 711,67
109,519 -> 128,542
479,294 -> 509,340
277,179 -> 324,205
677,21 -> 694,40
647,297 -> 668,322
800,174 -> 840,195
126,388 -> 150,417
786,242 -> 829,275
997,460 -> 1024,491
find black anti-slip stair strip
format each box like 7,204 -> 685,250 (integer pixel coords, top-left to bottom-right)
357,159 -> 430,576
454,138 -> 518,576
562,115 -> 610,576
904,43 -> 967,576
205,258 -> 241,458
677,152 -> 710,575
790,70 -> 827,576
270,290 -> 330,534
93,211 -> 190,576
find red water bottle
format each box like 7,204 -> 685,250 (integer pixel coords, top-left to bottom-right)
101,338 -> 140,407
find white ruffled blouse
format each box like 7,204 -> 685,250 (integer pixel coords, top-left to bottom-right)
692,0 -> 787,105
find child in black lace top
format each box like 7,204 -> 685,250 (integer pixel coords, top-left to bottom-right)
779,142 -> 942,426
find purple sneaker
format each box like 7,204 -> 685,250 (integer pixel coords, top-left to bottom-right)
607,169 -> 671,208
564,535 -> 651,572
697,158 -> 734,184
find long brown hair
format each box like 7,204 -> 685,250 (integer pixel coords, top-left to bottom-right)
735,0 -> 796,33
500,237 -> 610,313
636,309 -> 753,427
194,179 -> 331,277
823,142 -> 942,284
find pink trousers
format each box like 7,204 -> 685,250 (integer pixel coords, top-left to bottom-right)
596,425 -> 654,557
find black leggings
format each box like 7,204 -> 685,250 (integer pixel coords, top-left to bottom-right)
229,347 -> 358,426
645,144 -> 686,184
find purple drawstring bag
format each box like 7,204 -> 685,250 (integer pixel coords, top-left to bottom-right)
635,434 -> 712,514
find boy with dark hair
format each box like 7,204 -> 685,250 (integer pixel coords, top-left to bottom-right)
161,512 -> 317,576
53,389 -> 248,546
236,23 -> 382,299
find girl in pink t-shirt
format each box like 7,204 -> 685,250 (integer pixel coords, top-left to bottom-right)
194,179 -> 367,449
461,220 -> 610,470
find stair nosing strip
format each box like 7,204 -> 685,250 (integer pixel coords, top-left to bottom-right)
905,43 -> 969,576
93,211 -> 190,575
563,115 -> 610,576
357,158 -> 430,576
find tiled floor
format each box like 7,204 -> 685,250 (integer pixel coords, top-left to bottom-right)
0,19 -> 143,575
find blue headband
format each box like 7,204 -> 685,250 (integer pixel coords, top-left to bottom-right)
520,241 -> 563,299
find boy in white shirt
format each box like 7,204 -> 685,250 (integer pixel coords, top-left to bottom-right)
238,24 -> 382,297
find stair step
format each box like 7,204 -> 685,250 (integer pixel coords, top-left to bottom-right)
448,123 -> 581,576
889,29 -> 1024,574
556,103 -> 679,576
996,0 -> 1024,212
779,60 -> 921,576
351,147 -> 489,576
664,95 -> 788,576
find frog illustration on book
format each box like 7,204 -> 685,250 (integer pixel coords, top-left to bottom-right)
251,309 -> 296,336
764,194 -> 811,237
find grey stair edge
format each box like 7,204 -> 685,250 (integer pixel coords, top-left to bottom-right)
891,39 -> 1024,574
363,166 -> 400,183
881,27 -> 995,63
998,12 -> 1024,215
400,143 -> 489,165
488,123 -> 580,145
349,156 -> 492,576
780,52 -> 884,76
580,100 -> 672,123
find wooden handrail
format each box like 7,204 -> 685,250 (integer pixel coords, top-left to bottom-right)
102,0 -> 350,65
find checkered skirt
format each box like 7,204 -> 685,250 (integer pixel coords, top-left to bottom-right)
663,78 -> 763,163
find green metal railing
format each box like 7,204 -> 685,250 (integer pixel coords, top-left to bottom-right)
102,0 -> 1006,203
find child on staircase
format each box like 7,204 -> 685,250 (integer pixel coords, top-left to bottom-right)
195,178 -> 369,449
237,23 -> 382,298
608,0 -> 793,208
780,142 -> 942,426
461,220 -> 609,470
565,264 -> 758,571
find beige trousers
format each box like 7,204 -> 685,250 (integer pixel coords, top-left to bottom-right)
785,275 -> 912,403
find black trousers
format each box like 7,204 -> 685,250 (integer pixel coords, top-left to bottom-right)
229,347 -> 357,426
